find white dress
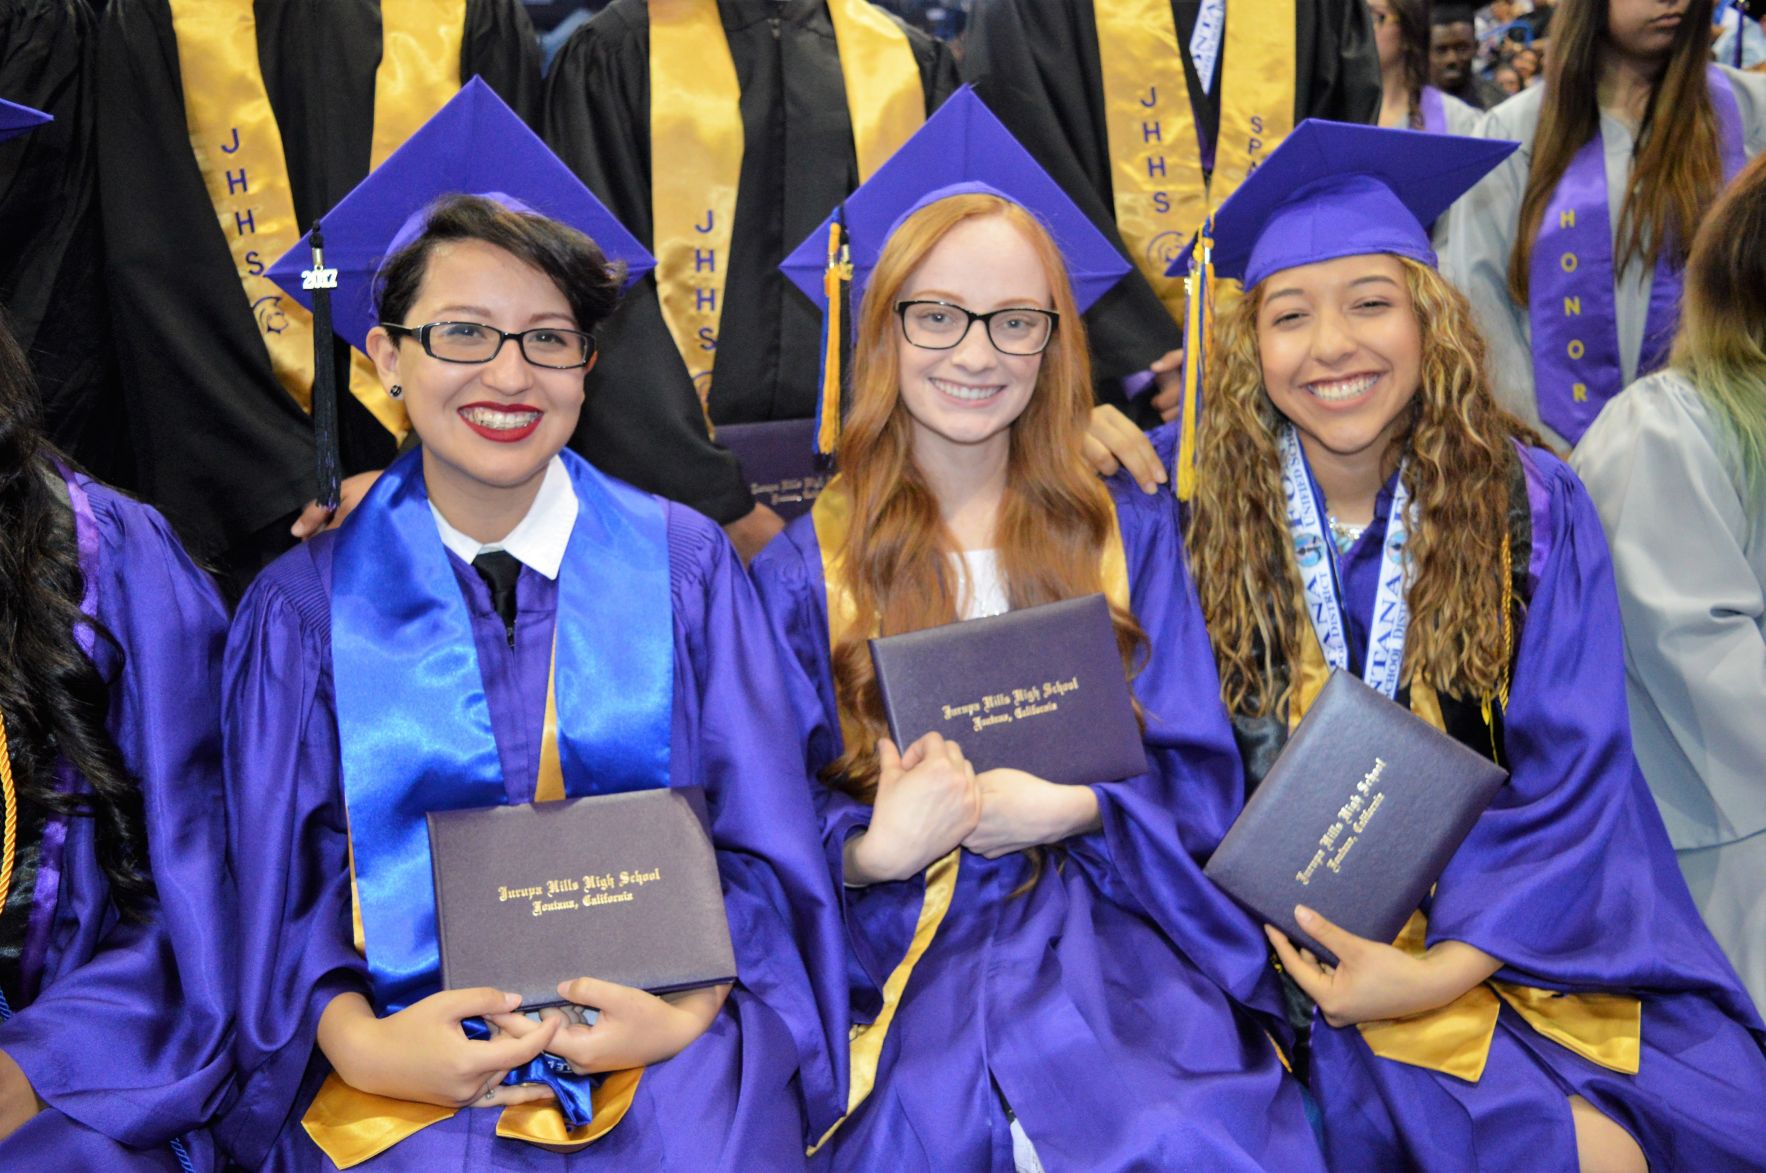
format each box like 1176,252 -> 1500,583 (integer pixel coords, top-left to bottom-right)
1573,368 -> 1766,1013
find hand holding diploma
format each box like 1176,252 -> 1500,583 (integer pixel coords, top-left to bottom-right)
843,733 -> 979,885
316,988 -> 562,1108
537,977 -> 732,1074
1265,905 -> 1503,1029
961,767 -> 1102,858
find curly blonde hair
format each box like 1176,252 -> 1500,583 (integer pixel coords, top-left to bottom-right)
1186,257 -> 1536,719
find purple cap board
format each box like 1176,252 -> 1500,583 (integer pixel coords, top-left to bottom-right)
780,85 -> 1131,316
0,97 -> 52,143
266,76 -> 654,356
1166,119 -> 1517,289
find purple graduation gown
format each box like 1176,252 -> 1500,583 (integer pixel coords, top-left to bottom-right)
0,476 -> 234,1170
1313,445 -> 1766,1169
219,500 -> 849,1171
748,478 -> 1324,1172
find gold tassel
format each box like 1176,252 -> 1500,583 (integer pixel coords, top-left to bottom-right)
817,220 -> 853,456
1175,222 -> 1213,501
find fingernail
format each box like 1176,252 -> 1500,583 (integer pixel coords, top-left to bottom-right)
1294,905 -> 1314,925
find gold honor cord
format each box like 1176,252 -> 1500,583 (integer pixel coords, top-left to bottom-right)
648,0 -> 922,414
0,711 -> 15,931
1097,0 -> 1296,321
1288,610 -> 1641,1080
806,479 -> 1130,1150
309,643 -> 641,1164
167,0 -> 464,440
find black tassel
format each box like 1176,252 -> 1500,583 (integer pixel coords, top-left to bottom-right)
306,220 -> 341,510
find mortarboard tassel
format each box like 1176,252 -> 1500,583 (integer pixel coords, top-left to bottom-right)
303,220 -> 342,510
1175,218 -> 1213,502
816,210 -> 854,456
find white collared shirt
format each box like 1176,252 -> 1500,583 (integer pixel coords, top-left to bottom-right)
428,455 -> 578,580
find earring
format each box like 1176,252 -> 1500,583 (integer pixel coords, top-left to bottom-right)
388,384 -> 403,399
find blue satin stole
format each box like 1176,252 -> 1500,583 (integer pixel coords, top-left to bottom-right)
331,447 -> 674,1017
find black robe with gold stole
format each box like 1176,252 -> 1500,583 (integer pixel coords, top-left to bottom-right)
1,0 -> 126,485
542,0 -> 958,525
94,0 -> 540,582
963,0 -> 1379,417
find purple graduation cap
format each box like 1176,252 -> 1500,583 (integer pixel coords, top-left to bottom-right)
266,76 -> 653,358
781,85 -> 1130,450
1164,119 -> 1517,289
0,97 -> 52,142
1158,120 -> 1517,501
783,86 -> 1129,314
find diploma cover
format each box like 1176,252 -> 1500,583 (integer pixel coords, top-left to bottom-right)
427,787 -> 736,1010
717,418 -> 830,521
1205,671 -> 1507,964
868,594 -> 1146,784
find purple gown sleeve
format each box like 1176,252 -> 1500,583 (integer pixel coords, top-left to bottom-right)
664,506 -> 851,1137
1426,452 -> 1763,1024
1068,477 -> 1294,1020
214,541 -> 369,1167
0,486 -> 234,1145
749,521 -> 915,1017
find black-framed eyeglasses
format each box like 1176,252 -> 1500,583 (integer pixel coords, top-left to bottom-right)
380,321 -> 596,369
894,300 -> 1059,357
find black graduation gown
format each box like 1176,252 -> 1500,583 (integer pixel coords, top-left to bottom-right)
1,0 -> 127,485
94,0 -> 540,580
542,0 -> 958,525
963,0 -> 1379,413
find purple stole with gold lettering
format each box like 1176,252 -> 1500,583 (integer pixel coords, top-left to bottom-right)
1528,67 -> 1745,445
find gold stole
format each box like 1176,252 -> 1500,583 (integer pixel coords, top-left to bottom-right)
303,647 -> 642,1167
1096,0 -> 1296,319
165,0 -> 466,440
647,0 -> 923,414
804,477 -> 1131,1152
1287,627 -> 1642,1082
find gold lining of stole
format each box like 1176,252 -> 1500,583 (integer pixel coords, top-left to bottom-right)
1288,628 -> 1641,1081
647,0 -> 922,415
804,477 -> 1131,1149
167,0 -> 459,438
1096,0 -> 1296,319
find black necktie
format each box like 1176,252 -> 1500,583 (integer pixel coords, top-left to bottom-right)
472,550 -> 522,647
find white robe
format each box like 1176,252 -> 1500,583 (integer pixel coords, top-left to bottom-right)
1445,67 -> 1766,450
1573,368 -> 1766,1012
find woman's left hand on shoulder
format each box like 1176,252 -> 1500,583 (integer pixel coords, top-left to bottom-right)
538,977 -> 732,1074
1265,906 -> 1501,1029
961,768 -> 1102,858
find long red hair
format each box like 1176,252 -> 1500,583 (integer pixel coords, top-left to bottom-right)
826,194 -> 1146,798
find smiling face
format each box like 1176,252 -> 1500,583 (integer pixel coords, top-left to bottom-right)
1255,253 -> 1422,478
1605,0 -> 1689,61
367,238 -> 588,515
893,214 -> 1052,471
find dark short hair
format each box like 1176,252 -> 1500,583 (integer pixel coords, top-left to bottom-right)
1431,4 -> 1476,25
375,194 -> 624,337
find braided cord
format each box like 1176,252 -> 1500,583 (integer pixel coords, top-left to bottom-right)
0,707 -> 15,922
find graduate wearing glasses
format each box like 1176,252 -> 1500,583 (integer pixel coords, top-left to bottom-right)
219,84 -> 849,1171
751,90 -> 1322,1172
